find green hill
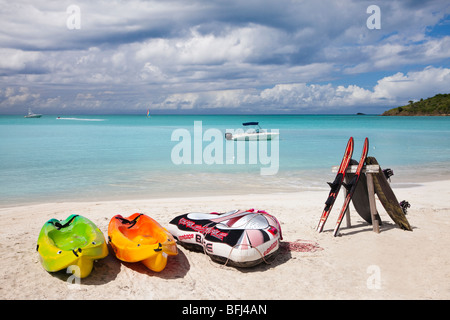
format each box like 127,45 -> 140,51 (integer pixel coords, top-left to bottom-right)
382,93 -> 450,116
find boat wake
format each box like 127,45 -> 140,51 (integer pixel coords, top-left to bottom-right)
56,117 -> 105,121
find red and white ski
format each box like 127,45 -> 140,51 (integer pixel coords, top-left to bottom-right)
333,137 -> 369,237
317,137 -> 354,232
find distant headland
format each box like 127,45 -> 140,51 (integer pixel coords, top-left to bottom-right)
382,93 -> 450,116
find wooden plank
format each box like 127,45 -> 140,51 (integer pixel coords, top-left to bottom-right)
331,164 -> 379,173
366,173 -> 380,233
366,156 -> 412,231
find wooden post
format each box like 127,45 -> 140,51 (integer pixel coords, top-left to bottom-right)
345,188 -> 351,228
366,172 -> 380,233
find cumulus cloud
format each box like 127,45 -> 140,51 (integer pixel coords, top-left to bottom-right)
0,49 -> 44,74
150,66 -> 450,113
372,66 -> 450,101
0,87 -> 40,109
0,0 -> 448,114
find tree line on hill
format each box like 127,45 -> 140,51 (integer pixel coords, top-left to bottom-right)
382,93 -> 450,116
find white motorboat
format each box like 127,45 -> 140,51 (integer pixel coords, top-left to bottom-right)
24,108 -> 42,118
225,122 -> 279,141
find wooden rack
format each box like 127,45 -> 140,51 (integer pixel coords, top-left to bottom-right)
331,164 -> 381,233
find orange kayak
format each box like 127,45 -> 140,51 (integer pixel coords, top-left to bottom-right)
108,213 -> 177,272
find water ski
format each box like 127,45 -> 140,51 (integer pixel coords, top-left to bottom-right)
345,159 -> 382,225
317,137 -> 354,232
366,157 -> 412,231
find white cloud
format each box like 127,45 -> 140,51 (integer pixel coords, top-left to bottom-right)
0,1 -> 448,114
0,86 -> 40,108
373,66 -> 450,101
345,36 -> 450,74
0,48 -> 42,72
149,66 -> 450,112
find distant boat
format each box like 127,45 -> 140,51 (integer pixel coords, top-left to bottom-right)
146,109 -> 150,118
225,122 -> 279,141
24,108 -> 42,118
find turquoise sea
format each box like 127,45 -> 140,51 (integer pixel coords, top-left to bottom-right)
1,114 -> 449,207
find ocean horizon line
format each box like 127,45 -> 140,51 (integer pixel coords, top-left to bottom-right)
2,112 -> 384,116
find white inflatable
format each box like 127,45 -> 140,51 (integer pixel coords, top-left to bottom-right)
168,209 -> 282,267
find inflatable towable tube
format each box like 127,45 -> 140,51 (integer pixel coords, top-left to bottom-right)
36,214 -> 108,278
108,213 -> 178,272
168,209 -> 282,267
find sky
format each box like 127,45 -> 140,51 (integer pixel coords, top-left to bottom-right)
0,0 -> 449,115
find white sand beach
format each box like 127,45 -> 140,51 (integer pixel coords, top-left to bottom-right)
0,180 -> 449,300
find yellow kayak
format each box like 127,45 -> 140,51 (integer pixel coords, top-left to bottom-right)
108,213 -> 177,272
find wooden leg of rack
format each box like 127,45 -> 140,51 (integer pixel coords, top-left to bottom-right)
345,190 -> 351,228
366,173 -> 380,233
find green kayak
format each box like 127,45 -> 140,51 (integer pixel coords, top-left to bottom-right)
36,214 -> 108,278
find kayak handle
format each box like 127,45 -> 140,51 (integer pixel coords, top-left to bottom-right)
51,215 -> 79,230
115,213 -> 143,229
